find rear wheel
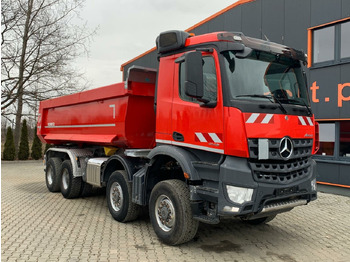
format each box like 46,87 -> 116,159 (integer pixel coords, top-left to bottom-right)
45,158 -> 62,192
106,170 -> 140,222
149,180 -> 199,245
60,160 -> 82,199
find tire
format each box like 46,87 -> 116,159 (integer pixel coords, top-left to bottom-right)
45,158 -> 62,192
244,215 -> 277,225
149,180 -> 199,245
80,182 -> 104,197
80,182 -> 94,197
106,170 -> 140,222
60,160 -> 82,199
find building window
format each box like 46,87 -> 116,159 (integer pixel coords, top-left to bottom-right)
179,56 -> 217,103
340,121 -> 350,158
314,121 -> 350,161
340,21 -> 350,59
310,19 -> 350,67
313,26 -> 335,64
316,123 -> 335,156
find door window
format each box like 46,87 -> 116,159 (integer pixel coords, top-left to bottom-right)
179,56 -> 217,103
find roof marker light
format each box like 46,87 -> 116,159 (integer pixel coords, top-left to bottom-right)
233,35 -> 242,41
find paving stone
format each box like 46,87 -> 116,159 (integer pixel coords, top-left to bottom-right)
2,161 -> 350,261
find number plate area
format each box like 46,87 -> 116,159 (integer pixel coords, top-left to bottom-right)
276,186 -> 299,196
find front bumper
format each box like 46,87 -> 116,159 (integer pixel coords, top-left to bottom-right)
217,156 -> 317,217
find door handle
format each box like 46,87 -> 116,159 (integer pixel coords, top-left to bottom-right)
172,132 -> 184,142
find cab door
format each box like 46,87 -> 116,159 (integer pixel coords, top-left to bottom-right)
171,50 -> 224,154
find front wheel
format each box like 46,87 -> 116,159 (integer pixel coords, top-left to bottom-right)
149,180 -> 199,245
106,170 -> 140,222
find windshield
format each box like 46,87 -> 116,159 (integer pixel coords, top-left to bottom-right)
222,50 -> 309,106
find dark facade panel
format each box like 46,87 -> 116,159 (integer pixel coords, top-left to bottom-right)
309,66 -> 341,119
190,23 -> 208,35
342,0 -> 350,18
310,0 -> 342,27
339,63 -> 350,118
124,51 -> 158,79
261,0 -> 285,44
148,51 -> 159,69
339,164 -> 350,185
284,0 -> 311,52
316,162 -> 340,184
190,24 -> 209,36
223,6 -> 242,32
207,15 -> 225,33
241,0 -> 262,39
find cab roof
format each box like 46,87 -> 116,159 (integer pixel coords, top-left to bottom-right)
156,30 -> 306,62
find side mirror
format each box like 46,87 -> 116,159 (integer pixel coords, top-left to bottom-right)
184,51 -> 203,98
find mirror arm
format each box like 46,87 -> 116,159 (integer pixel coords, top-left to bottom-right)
200,101 -> 217,108
195,48 -> 214,53
175,55 -> 185,63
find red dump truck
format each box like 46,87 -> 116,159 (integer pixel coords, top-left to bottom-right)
38,30 -> 318,245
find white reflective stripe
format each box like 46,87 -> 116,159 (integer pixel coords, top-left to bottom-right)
306,117 -> 314,126
261,114 -> 273,124
195,132 -> 207,142
208,133 -> 223,143
156,139 -> 224,154
298,116 -> 306,126
45,124 -> 116,128
246,113 -> 260,123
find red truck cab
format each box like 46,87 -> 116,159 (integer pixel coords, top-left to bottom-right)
153,30 -> 317,215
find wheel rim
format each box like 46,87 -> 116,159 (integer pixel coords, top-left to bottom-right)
155,194 -> 175,232
62,169 -> 69,190
110,182 -> 123,212
47,166 -> 53,185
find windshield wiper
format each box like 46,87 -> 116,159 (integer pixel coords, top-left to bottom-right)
235,94 -> 275,101
235,94 -> 287,114
271,96 -> 287,114
300,99 -> 312,116
287,98 -> 312,116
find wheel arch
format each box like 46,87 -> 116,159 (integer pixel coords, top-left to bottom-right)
144,145 -> 200,204
45,149 -> 69,162
102,154 -> 140,185
147,145 -> 200,181
45,148 -> 93,177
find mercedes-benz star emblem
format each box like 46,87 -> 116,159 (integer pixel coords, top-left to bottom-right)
279,137 -> 293,160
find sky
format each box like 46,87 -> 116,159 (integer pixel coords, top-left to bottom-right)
75,0 -> 237,88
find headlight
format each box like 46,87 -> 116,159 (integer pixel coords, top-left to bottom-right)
311,178 -> 317,191
226,185 -> 254,204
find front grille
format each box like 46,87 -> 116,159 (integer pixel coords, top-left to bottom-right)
247,138 -> 313,185
249,157 -> 311,184
248,138 -> 313,160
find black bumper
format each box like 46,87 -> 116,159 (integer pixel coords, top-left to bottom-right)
190,156 -> 317,218
217,156 -> 317,217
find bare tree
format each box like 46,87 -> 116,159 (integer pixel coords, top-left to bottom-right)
1,0 -> 95,147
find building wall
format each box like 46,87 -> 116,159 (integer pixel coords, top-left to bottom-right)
122,0 -> 350,187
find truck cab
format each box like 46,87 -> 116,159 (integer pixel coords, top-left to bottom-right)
153,30 -> 317,215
